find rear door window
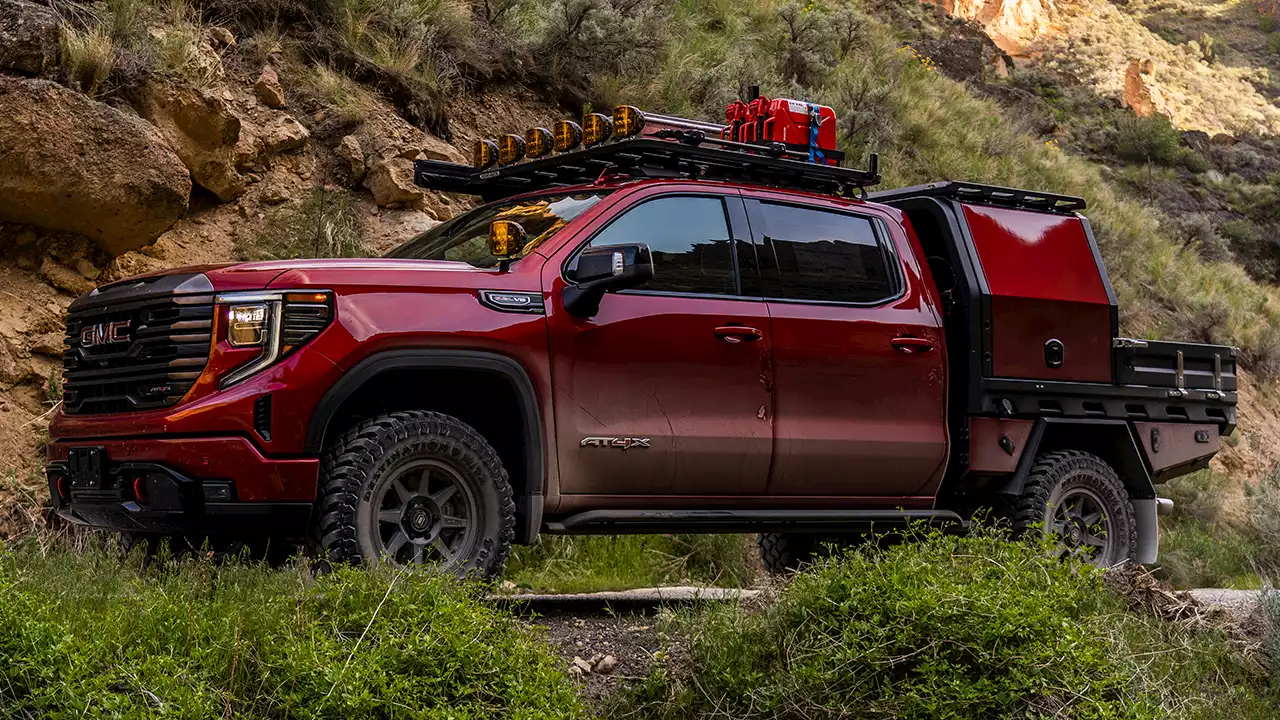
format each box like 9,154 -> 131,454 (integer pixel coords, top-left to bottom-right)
757,202 -> 899,304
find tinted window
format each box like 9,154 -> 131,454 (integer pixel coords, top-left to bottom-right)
760,203 -> 896,303
571,196 -> 737,295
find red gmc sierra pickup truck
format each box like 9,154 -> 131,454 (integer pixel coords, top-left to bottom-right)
45,102 -> 1238,577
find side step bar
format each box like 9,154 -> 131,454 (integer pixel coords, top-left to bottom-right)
543,509 -> 966,535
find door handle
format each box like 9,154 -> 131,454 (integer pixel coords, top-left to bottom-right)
891,336 -> 934,353
714,325 -> 763,344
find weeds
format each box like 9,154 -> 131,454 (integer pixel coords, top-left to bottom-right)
0,538 -> 581,717
236,187 -> 367,261
60,25 -> 116,96
612,528 -> 1277,719
507,534 -> 756,593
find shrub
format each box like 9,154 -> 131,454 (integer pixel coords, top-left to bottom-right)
1154,517 -> 1264,589
613,529 -> 1275,719
1199,32 -> 1219,64
1115,113 -> 1183,165
0,539 -> 582,718
1269,32 -> 1280,57
1249,467 -> 1280,571
60,25 -> 117,96
237,187 -> 367,261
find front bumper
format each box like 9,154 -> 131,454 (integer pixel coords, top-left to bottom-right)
46,437 -> 318,537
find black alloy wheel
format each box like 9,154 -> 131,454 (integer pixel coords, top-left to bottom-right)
370,458 -> 479,567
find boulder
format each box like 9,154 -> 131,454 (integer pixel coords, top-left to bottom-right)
1122,58 -> 1163,117
419,133 -> 466,164
337,135 -> 366,181
259,114 -> 310,154
255,64 -> 286,108
208,26 -> 235,49
0,0 -> 59,76
137,82 -> 248,201
0,78 -> 190,256
363,158 -> 424,207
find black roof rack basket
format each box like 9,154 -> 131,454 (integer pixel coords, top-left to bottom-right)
414,136 -> 881,202
868,180 -> 1086,213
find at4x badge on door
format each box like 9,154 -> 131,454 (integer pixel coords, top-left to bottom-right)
580,437 -> 651,449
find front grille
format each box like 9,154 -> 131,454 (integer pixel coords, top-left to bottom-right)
62,274 -> 215,415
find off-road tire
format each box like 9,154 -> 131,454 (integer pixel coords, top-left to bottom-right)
316,411 -> 515,578
757,533 -> 819,575
1011,450 -> 1138,567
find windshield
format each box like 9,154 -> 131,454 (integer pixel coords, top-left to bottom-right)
386,191 -> 611,267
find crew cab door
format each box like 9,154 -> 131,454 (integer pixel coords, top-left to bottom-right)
545,192 -> 772,497
743,196 -> 948,498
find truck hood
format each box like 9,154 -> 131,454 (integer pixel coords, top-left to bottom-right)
99,258 -> 496,295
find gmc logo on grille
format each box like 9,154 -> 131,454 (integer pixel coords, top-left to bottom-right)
80,321 -> 130,348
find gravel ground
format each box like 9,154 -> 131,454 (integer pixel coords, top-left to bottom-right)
523,609 -> 684,705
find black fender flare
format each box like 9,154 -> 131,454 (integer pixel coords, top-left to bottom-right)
997,417 -> 1159,563
305,349 -> 545,544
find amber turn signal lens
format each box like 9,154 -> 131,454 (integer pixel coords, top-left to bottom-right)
489,220 -> 527,259
611,105 -> 645,139
525,127 -> 553,159
553,120 -> 583,152
473,139 -> 498,169
497,134 -> 526,165
582,113 -> 612,147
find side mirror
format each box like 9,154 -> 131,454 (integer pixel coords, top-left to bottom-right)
563,244 -> 654,318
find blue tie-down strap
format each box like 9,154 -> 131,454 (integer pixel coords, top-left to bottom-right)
808,104 -> 825,164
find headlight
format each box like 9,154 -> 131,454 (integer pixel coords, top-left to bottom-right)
228,304 -> 269,347
215,290 -> 332,388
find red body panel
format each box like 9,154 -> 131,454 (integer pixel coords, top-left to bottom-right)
967,417 -> 1034,474
962,204 -> 1112,383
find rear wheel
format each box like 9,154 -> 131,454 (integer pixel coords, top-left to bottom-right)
1011,450 -> 1137,567
316,411 -> 514,578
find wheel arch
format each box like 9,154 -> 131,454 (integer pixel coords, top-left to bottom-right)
306,349 -> 544,544
998,418 -> 1159,564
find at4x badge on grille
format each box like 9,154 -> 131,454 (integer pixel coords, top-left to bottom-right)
80,321 -> 130,348
580,436 -> 651,450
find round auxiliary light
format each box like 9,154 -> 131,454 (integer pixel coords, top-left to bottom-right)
582,113 -> 613,147
525,127 -> 554,159
489,220 -> 527,259
612,105 -> 645,139
497,134 -> 527,165
473,139 -> 498,169
553,120 -> 583,153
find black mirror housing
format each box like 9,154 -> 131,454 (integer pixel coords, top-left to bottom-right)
563,244 -> 654,317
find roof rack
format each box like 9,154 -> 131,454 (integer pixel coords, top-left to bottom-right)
867,180 -> 1086,213
414,135 -> 881,202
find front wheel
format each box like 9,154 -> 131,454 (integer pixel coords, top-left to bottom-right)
316,411 -> 515,578
1011,450 -> 1137,567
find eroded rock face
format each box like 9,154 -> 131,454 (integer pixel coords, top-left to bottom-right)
0,78 -> 191,256
924,0 -> 1053,55
0,0 -> 59,76
1123,58 -> 1163,117
363,158 -> 424,207
137,82 -> 248,201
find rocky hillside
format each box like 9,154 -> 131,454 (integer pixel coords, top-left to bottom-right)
2,0 -> 1280,533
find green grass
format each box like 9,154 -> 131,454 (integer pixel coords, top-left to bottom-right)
0,538 -> 582,718
610,529 -> 1279,720
507,534 -> 757,593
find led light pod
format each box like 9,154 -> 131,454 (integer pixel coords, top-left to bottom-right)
525,127 -> 554,158
497,134 -> 526,165
582,113 -> 612,147
228,304 -> 269,347
553,120 -> 583,152
612,105 -> 645,139
489,220 -> 526,259
473,139 -> 498,169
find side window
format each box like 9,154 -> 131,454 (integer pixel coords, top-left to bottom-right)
759,203 -> 897,304
569,196 -> 737,296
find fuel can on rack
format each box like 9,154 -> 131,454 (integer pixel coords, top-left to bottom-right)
727,96 -> 841,166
